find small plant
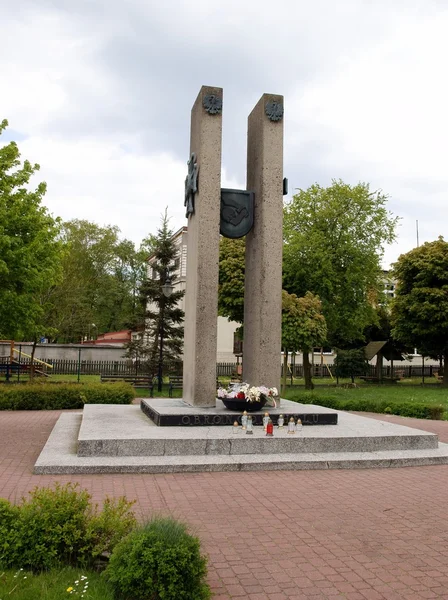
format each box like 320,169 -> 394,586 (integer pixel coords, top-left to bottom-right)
0,567 -> 115,599
104,516 -> 211,600
66,574 -> 89,595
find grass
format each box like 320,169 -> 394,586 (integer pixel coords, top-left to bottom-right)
284,383 -> 448,405
0,567 -> 114,599
283,383 -> 448,419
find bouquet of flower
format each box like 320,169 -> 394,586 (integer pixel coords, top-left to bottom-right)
217,382 -> 278,405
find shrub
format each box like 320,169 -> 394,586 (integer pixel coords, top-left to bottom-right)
105,517 -> 211,600
0,483 -> 136,571
0,382 -> 135,410
0,499 -> 20,560
287,392 -> 446,420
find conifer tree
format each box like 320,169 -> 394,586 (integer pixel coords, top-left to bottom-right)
126,212 -> 185,386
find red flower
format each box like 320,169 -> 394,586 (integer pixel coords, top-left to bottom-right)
237,392 -> 246,399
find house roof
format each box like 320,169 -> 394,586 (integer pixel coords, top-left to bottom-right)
364,341 -> 404,361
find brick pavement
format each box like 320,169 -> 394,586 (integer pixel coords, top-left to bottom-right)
1,409 -> 448,599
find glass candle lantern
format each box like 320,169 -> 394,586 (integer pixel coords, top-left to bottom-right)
296,418 -> 303,432
266,418 -> 274,436
263,412 -> 270,431
241,411 -> 248,430
246,415 -> 253,434
233,421 -> 240,434
277,414 -> 284,428
287,417 -> 296,434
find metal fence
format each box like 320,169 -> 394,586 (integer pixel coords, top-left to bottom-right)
286,363 -> 440,379
0,356 -> 440,379
0,356 -> 240,378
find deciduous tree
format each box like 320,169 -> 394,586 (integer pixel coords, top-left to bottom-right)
282,291 -> 327,390
0,119 -> 63,352
283,180 -> 398,347
391,237 -> 448,386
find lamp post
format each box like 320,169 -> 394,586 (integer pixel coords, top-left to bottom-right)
157,269 -> 174,392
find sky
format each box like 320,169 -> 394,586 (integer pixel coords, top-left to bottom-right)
1,0 -> 447,268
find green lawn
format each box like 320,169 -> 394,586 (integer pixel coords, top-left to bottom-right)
0,567 -> 114,600
284,383 -> 447,405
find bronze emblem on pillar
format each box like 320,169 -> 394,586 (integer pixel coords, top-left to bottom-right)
184,152 -> 198,218
220,189 -> 254,239
203,94 -> 223,115
265,100 -> 284,122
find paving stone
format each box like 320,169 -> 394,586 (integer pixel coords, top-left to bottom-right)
3,408 -> 448,599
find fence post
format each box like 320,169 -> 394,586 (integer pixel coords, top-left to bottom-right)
17,344 -> 22,382
77,347 -> 81,383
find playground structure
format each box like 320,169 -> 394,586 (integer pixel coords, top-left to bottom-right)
0,340 -> 53,381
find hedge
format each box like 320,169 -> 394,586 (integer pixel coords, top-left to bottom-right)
0,382 -> 135,410
287,391 -> 446,420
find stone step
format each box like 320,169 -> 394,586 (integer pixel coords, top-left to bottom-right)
77,405 -> 439,457
34,414 -> 448,475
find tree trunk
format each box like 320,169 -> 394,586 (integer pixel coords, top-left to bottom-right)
376,353 -> 383,381
303,350 -> 314,390
443,354 -> 448,387
282,351 -> 288,396
30,339 -> 37,381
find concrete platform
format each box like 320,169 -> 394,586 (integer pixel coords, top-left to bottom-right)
34,405 -> 448,474
141,398 -> 338,426
77,404 -> 437,457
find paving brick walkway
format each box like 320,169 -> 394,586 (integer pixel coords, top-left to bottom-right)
1,409 -> 448,599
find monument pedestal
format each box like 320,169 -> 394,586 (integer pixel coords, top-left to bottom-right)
34,403 -> 448,474
140,398 -> 337,427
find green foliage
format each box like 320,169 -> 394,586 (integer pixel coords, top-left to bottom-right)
0,119 -> 63,340
0,382 -> 134,410
282,291 -> 327,352
105,517 -> 211,600
282,291 -> 327,390
0,483 -> 136,571
283,180 -> 398,346
218,237 -> 246,325
128,211 -> 185,378
334,349 -> 368,382
43,219 -> 150,343
287,390 -> 445,420
0,498 -> 20,560
392,237 -> 448,384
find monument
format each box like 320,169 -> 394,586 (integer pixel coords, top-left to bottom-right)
182,86 -> 284,407
34,86 -> 448,474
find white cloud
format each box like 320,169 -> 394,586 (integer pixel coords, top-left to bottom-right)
1,0 -> 447,265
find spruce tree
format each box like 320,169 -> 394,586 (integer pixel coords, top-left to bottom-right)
127,212 -> 185,386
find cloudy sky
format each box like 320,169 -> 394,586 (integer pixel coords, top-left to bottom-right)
2,0 -> 447,267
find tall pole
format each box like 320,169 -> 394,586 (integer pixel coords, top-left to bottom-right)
157,296 -> 165,392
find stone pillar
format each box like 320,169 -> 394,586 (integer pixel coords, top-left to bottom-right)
183,86 -> 223,407
243,94 -> 284,396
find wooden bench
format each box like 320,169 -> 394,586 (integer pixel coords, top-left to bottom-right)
168,375 -> 183,397
434,371 -> 443,383
359,376 -> 401,384
169,376 -> 224,397
100,374 -> 154,390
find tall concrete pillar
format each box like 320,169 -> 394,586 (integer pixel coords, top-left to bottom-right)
183,86 -> 223,407
243,94 -> 284,395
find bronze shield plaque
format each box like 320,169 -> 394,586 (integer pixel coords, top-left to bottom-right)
220,189 -> 254,239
